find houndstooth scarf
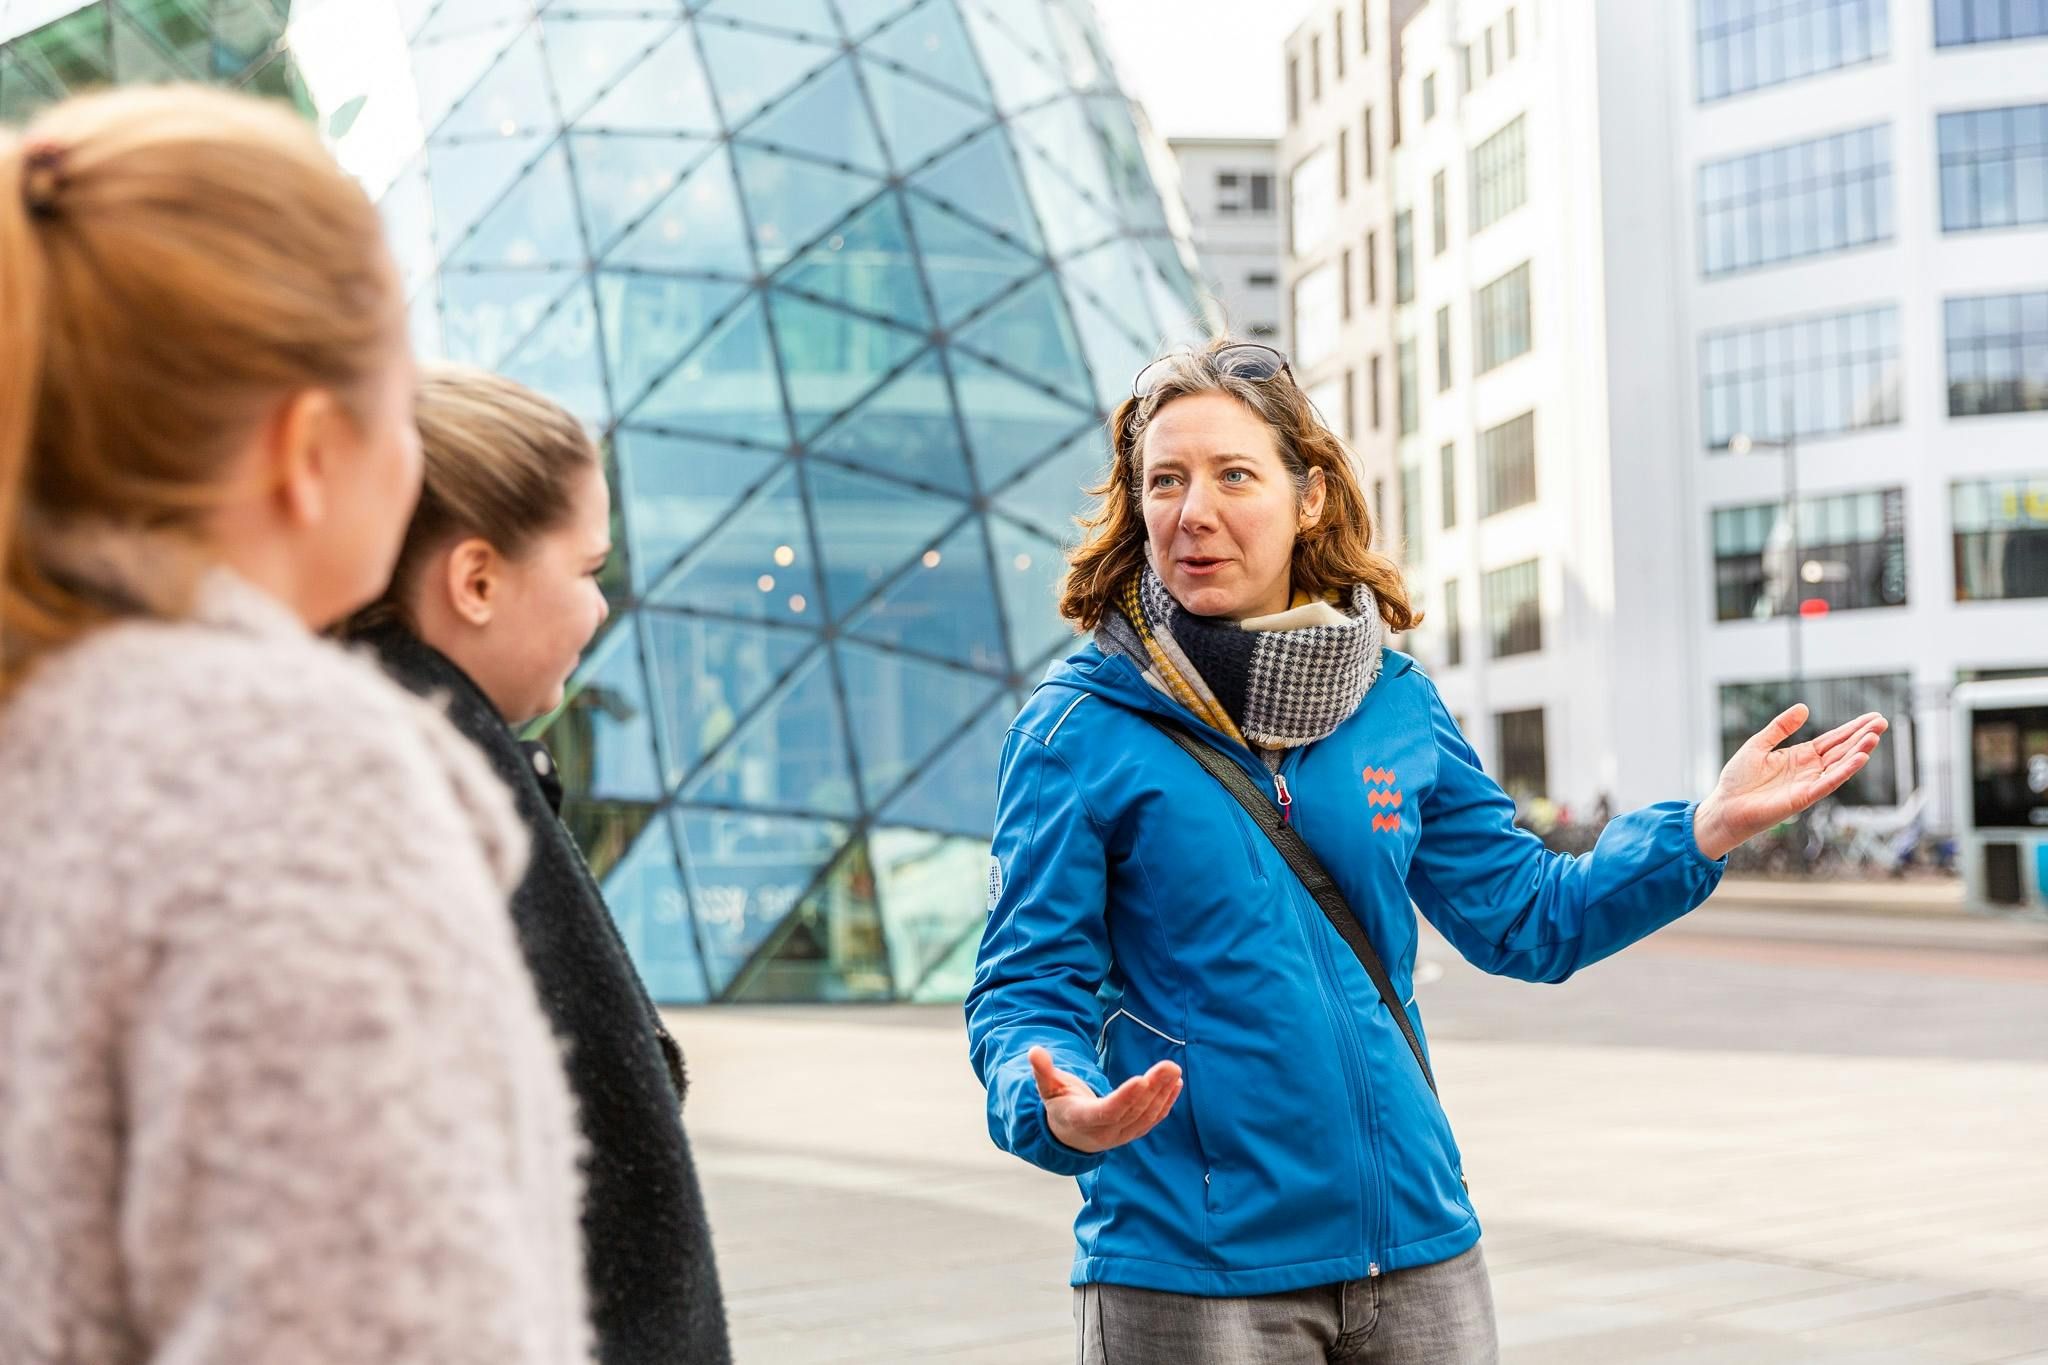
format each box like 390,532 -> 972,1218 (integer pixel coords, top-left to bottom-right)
1097,566 -> 1384,753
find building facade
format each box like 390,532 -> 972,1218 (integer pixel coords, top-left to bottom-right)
0,0 -> 1214,1002
1281,0 -> 2048,824
1169,136 -> 1283,340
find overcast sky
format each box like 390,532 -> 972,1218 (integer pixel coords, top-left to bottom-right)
1096,0 -> 1311,142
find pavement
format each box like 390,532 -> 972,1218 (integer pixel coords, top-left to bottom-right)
672,886 -> 2048,1364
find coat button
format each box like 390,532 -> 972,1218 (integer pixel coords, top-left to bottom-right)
532,750 -> 552,777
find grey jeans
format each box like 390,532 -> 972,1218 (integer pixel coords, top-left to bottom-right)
1074,1245 -> 1498,1365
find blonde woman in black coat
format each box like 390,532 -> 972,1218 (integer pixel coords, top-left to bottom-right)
346,365 -> 730,1365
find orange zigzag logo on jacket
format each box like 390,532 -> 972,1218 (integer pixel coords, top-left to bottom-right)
1363,767 -> 1402,833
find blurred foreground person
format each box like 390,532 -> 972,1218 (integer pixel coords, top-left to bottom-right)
0,88 -> 588,1362
967,339 -> 1887,1365
344,365 -> 730,1365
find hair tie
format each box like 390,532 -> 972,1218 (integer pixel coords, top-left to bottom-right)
20,139 -> 68,220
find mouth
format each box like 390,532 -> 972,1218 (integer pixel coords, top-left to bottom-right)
1177,556 -> 1229,577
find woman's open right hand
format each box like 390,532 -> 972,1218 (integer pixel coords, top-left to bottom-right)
1030,1045 -> 1183,1154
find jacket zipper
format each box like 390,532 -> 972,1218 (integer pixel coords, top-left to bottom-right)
1269,756 -> 1382,1275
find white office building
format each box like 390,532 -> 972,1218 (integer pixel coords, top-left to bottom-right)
1171,137 -> 1285,342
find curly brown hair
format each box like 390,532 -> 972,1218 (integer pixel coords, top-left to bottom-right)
1058,338 -> 1419,633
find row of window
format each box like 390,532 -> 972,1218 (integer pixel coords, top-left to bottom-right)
1286,2 -> 1373,125
1699,2 -> 2045,107
1698,290 -> 2047,450
1388,260 -> 1535,432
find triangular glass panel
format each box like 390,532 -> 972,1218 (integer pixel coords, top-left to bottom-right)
987,514 -> 1076,669
732,145 -> 883,272
443,140 -> 584,269
109,12 -> 192,82
498,281 -> 612,431
807,351 -> 971,494
858,57 -> 990,174
837,642 -> 1001,804
952,349 -> 1093,492
904,905 -> 990,1002
642,610 -> 816,788
1064,282 -> 1155,411
560,798 -> 657,887
698,0 -> 840,40
804,463 -> 967,621
730,57 -> 887,176
576,23 -> 720,135
952,277 -> 1095,402
379,156 -> 438,302
0,54 -> 62,125
436,25 -> 553,141
597,274 -> 752,420
648,466 -> 819,622
1014,141 -> 1119,259
440,266 -> 583,369
907,127 -> 1044,255
869,826 -> 996,993
679,650 -> 860,817
835,0 -> 920,41
570,132 -> 717,255
602,144 -> 753,278
409,285 -> 445,357
767,293 -> 928,439
533,615 -> 663,802
674,809 -> 851,995
239,50 -> 316,119
776,192 -> 930,330
863,0 -> 992,106
1083,94 -> 1166,228
425,130 -> 552,257
416,0 -> 530,43
1064,240 -> 1160,352
955,1 -> 1065,113
212,0 -> 290,77
396,0 -> 437,39
1140,243 -> 1210,347
541,15 -> 678,123
696,21 -> 837,129
629,295 -> 789,444
876,696 -> 1014,836
614,426 -> 781,591
991,427 -> 1108,542
113,0 -> 211,77
409,22 -> 523,137
602,814 -> 710,1004
724,838 -> 892,1002
1012,98 -> 1116,208
844,518 -> 1008,672
903,196 -> 1044,328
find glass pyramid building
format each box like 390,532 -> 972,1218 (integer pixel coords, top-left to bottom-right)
1,0 -> 1215,1002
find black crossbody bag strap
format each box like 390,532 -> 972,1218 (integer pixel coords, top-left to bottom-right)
1145,715 -> 1438,1097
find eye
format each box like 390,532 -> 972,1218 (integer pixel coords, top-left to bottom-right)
1221,468 -> 1251,485
1150,472 -> 1182,491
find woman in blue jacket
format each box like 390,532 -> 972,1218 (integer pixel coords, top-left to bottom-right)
965,339 -> 1886,1364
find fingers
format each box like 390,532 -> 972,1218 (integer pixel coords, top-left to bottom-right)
1029,1045 -> 1073,1101
1750,703 -> 1810,752
1054,1060 -> 1183,1151
1811,712 -> 1887,760
1803,743 -> 1873,803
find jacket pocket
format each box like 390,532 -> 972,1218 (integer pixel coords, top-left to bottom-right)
1092,1006 -> 1214,1261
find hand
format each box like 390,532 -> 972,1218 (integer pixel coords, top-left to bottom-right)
1030,1045 -> 1182,1154
1693,705 -> 1888,860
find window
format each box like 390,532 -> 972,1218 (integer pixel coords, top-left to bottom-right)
1431,169 -> 1449,254
1398,339 -> 1419,436
1954,478 -> 2048,601
1400,463 -> 1424,566
1311,35 -> 1323,101
1374,478 -> 1387,540
1247,270 -> 1278,288
1440,442 -> 1457,528
1483,559 -> 1542,657
1711,487 -> 1908,621
1335,9 -> 1347,77
1343,368 -> 1358,440
1938,104 -> 2048,232
1696,0 -> 1889,103
1394,209 -> 1415,304
1701,304 -> 1902,450
1289,146 -> 1336,255
1341,248 -> 1354,321
1470,114 -> 1528,233
1946,291 -> 2048,416
1364,229 -> 1379,304
1361,0 -> 1371,53
1479,411 -> 1536,515
1251,173 -> 1274,211
1935,0 -> 2048,45
1362,106 -> 1376,180
1506,6 -> 1519,57
1293,262 -> 1341,367
1459,45 -> 1473,95
1370,353 -> 1384,429
1484,24 -> 1497,76
1422,72 -> 1438,121
1307,377 -> 1347,435
1288,57 -> 1301,125
1215,170 -> 1277,216
1474,261 -> 1532,373
1699,125 -> 1893,276
1442,576 -> 1463,667
1720,675 -> 1908,804
1338,127 -> 1351,200
1495,708 -> 1547,801
1435,305 -> 1453,392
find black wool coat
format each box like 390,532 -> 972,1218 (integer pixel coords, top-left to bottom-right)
360,624 -> 730,1365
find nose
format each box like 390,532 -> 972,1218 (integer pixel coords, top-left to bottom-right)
1178,474 -> 1220,535
596,592 -> 611,627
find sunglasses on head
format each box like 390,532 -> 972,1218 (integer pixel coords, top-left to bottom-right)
1131,343 -> 1295,400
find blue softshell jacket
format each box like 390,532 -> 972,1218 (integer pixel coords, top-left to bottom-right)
965,643 -> 1727,1297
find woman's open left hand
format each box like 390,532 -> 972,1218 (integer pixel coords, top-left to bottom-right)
1692,705 -> 1888,860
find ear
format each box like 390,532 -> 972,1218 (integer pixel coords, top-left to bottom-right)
442,537 -> 501,628
1300,466 -> 1328,529
268,389 -> 345,528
